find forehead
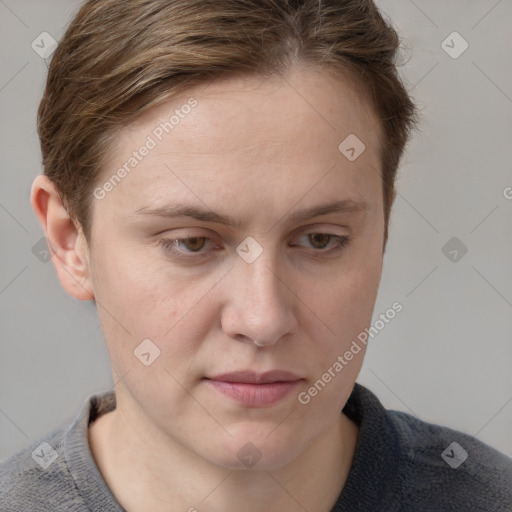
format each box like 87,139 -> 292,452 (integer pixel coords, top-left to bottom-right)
127,65 -> 379,151
95,64 -> 383,225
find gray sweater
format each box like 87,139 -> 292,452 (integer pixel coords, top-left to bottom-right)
1,383 -> 511,511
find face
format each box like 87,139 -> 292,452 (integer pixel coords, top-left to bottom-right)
85,64 -> 384,470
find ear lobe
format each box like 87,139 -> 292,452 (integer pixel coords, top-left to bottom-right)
30,175 -> 95,301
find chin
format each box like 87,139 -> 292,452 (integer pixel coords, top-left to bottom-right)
204,431 -> 306,472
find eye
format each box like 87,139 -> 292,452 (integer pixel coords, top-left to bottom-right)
158,236 -> 216,259
294,233 -> 350,253
157,232 -> 350,260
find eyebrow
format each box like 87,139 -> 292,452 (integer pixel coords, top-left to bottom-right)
133,198 -> 368,229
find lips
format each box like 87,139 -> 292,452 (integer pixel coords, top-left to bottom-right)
204,370 -> 303,407
207,370 -> 301,384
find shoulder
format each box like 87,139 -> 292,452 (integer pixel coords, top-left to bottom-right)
342,384 -> 512,510
0,427 -> 86,511
388,409 -> 512,510
0,390 -> 117,512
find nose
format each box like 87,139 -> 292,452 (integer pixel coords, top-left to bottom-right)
221,247 -> 297,347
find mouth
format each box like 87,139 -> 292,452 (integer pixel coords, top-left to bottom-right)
204,370 -> 303,407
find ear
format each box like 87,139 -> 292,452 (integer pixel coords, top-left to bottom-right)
30,175 -> 95,301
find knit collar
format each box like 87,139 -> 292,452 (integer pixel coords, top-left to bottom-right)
62,382 -> 399,511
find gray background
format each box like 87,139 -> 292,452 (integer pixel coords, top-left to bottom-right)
1,0 -> 511,460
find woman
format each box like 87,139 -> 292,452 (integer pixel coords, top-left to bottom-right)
1,0 -> 511,510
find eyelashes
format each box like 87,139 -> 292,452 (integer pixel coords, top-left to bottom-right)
157,233 -> 350,261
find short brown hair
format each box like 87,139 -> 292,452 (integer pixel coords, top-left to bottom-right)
37,0 -> 419,244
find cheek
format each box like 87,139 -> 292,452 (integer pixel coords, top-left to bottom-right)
91,238 -> 180,327
91,243 -> 223,374
295,264 -> 380,415
318,251 -> 382,335
298,251 -> 382,391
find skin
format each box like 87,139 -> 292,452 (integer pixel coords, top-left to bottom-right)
31,63 -> 389,511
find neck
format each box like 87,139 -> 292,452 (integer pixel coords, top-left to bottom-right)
88,399 -> 358,512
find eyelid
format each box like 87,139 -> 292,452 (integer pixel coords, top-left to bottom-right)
156,225 -> 349,244
156,223 -> 350,239
157,230 -> 350,260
